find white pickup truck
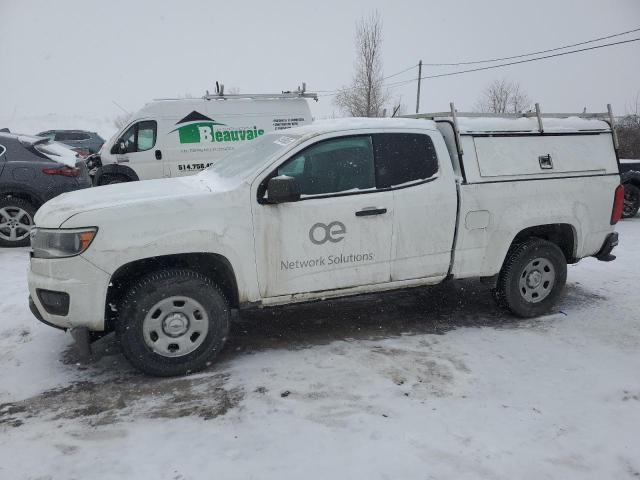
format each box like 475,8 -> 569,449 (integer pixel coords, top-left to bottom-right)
28,115 -> 623,376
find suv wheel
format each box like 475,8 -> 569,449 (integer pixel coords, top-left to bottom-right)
623,183 -> 640,218
0,196 -> 37,248
494,238 -> 567,318
116,269 -> 230,376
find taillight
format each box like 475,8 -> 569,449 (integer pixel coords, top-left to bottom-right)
42,167 -> 80,177
611,184 -> 625,225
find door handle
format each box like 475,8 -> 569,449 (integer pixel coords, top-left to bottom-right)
539,154 -> 553,169
355,207 -> 387,217
155,149 -> 162,160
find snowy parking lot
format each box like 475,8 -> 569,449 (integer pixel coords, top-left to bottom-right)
0,219 -> 639,479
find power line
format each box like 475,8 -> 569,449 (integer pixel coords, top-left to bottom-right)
315,63 -> 418,93
420,26 -> 640,66
318,27 -> 640,97
388,36 -> 640,86
318,36 -> 639,97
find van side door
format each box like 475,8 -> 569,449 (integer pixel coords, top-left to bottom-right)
252,133 -> 394,298
372,132 -> 457,281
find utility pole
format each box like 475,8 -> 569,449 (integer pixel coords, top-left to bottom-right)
415,60 -> 422,114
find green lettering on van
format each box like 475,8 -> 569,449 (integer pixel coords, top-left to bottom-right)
170,122 -> 266,144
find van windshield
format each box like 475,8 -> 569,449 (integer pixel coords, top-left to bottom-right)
202,132 -> 302,181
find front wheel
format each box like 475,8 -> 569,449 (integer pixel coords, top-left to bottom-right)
0,196 -> 37,248
623,183 -> 640,218
116,269 -> 230,376
97,174 -> 130,186
494,238 -> 567,318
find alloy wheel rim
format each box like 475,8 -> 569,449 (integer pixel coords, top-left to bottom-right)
142,296 -> 209,357
0,206 -> 33,242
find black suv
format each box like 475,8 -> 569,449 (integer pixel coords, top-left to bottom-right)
36,130 -> 105,157
0,132 -> 92,247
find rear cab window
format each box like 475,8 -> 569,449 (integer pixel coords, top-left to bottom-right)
373,133 -> 439,188
0,144 -> 5,158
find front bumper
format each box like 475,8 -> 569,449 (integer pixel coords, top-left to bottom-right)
27,254 -> 111,331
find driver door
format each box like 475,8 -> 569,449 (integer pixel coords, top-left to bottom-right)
252,134 -> 394,298
114,120 -> 162,180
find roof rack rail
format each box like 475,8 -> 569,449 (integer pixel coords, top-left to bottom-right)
202,82 -> 318,101
155,83 -> 318,102
402,102 -> 619,150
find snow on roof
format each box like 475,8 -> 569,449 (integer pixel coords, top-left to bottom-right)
289,117 -> 437,137
451,116 -> 611,134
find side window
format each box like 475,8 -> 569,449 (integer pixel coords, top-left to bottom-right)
0,144 -> 5,159
114,121 -> 157,153
277,136 -> 375,196
55,132 -> 71,141
38,132 -> 55,141
119,124 -> 137,153
373,133 -> 438,188
136,121 -> 157,152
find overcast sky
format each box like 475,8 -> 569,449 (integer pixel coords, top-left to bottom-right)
1,0 -> 639,127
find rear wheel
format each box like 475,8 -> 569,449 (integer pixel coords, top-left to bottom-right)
494,238 -> 567,317
622,183 -> 640,218
116,269 -> 230,376
0,196 -> 37,248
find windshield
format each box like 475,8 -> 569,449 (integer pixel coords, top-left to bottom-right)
202,132 -> 302,181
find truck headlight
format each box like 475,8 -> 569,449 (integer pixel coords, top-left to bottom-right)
30,227 -> 98,259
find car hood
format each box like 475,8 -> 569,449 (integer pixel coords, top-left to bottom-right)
35,176 -> 217,228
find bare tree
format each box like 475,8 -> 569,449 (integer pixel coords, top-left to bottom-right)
335,11 -> 389,117
476,78 -> 531,114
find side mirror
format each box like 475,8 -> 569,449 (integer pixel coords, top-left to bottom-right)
267,176 -> 301,203
110,141 -> 125,155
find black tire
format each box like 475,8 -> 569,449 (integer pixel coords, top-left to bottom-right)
494,238 -> 567,318
622,183 -> 640,218
116,269 -> 230,376
0,196 -> 37,248
98,174 -> 130,186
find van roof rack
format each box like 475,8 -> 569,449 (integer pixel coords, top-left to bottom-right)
154,83 -> 318,102
203,82 -> 317,101
401,102 -> 619,152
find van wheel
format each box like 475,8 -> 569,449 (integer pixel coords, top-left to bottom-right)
116,269 -> 230,376
98,174 -> 129,185
0,196 -> 37,248
493,238 -> 567,318
623,183 -> 640,218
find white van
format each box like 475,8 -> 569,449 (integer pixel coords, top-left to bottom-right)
92,92 -> 315,184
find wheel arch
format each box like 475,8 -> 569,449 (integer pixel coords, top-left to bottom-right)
0,184 -> 45,208
508,223 -> 577,265
105,252 -> 239,331
94,164 -> 139,184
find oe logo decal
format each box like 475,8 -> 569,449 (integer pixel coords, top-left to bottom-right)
309,221 -> 346,245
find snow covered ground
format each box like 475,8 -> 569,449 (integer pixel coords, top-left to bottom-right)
1,219 -> 639,479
